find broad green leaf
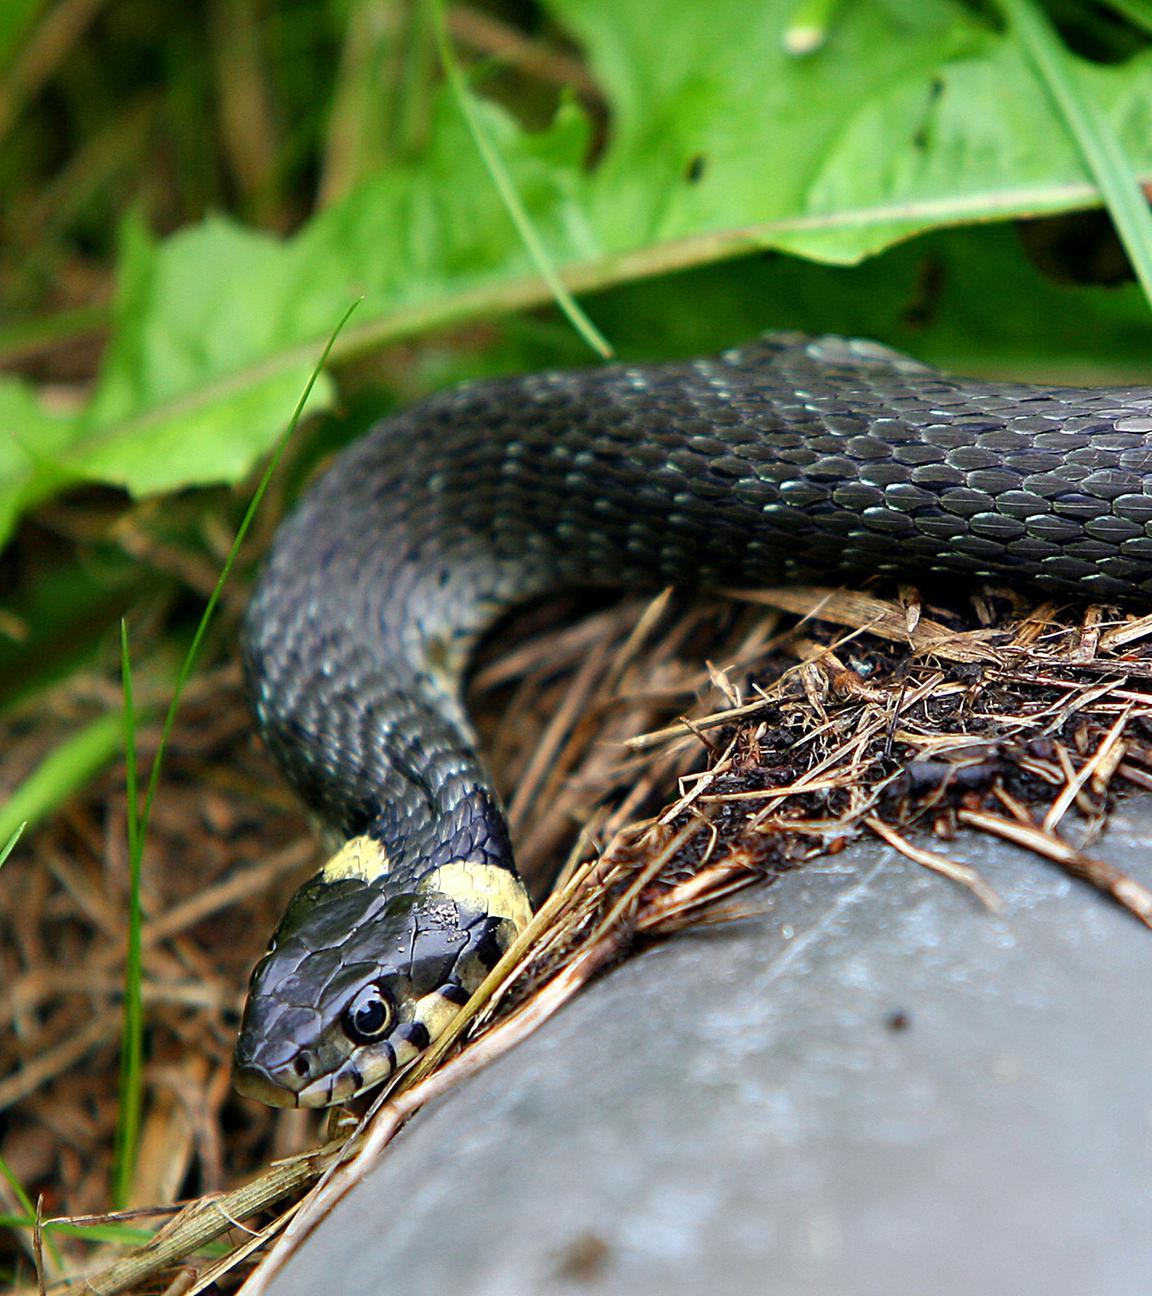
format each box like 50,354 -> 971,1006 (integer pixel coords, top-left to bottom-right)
559,0 -> 1152,261
3,0 -> 1152,545
64,216 -> 334,493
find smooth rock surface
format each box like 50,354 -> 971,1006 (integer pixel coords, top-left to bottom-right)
263,806 -> 1152,1296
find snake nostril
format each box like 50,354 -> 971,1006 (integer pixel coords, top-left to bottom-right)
293,1053 -> 312,1079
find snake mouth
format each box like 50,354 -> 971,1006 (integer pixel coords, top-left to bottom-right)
233,1062 -> 308,1108
293,1064 -> 366,1109
233,1057 -> 369,1109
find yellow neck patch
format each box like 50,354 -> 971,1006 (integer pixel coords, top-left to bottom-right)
317,834 -> 393,884
419,858 -> 532,930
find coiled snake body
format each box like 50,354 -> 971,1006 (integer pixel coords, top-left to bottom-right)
234,332 -> 1152,1106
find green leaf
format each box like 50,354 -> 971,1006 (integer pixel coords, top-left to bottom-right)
0,1150 -> 63,1269
428,0 -> 611,356
0,376 -> 82,539
0,218 -> 334,533
108,303 -> 354,1206
0,1213 -> 154,1245
560,0 -> 1152,262
65,216 -> 335,493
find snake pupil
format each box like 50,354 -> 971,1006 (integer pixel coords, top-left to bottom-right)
343,985 -> 393,1043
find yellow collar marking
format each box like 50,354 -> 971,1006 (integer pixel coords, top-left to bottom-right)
419,859 -> 532,930
318,834 -> 393,884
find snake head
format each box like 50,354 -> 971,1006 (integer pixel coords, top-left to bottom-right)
233,835 -> 531,1107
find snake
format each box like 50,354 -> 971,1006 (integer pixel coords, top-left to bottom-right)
231,331 -> 1152,1107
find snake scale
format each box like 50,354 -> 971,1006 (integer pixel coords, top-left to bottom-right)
233,332 -> 1152,1106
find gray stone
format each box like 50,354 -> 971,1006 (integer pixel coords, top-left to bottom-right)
265,805 -> 1152,1296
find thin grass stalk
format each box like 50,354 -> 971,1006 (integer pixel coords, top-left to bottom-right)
111,623 -> 141,1208
426,0 -> 612,359
109,301 -> 360,1206
1001,0 -> 1152,310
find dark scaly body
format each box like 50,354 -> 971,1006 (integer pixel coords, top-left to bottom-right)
234,333 -> 1152,1106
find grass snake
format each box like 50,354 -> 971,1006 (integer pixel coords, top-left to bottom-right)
232,332 -> 1152,1106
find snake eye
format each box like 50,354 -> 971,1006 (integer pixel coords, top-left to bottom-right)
342,984 -> 394,1044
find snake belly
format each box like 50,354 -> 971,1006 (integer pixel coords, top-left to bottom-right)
233,332 -> 1152,1107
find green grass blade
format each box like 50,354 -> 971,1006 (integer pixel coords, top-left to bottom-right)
0,1214 -> 154,1245
109,299 -> 360,1206
111,622 -> 142,1208
1000,0 -> 1152,310
0,821 -> 25,867
0,1154 -> 61,1268
0,715 -> 122,845
0,1155 -> 36,1222
426,0 -> 613,360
